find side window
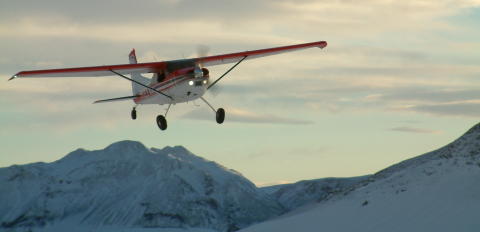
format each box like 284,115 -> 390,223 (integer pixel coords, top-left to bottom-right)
157,71 -> 166,82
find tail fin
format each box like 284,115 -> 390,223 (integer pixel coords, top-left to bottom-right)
129,49 -> 150,95
129,49 -> 138,64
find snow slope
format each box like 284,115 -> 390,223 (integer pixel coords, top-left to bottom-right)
263,176 -> 370,210
241,123 -> 480,232
0,141 -> 283,232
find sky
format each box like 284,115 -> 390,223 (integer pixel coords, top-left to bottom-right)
1,0 -> 480,186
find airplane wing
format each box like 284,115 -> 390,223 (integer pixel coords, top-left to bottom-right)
196,41 -> 327,67
11,61 -> 168,79
11,41 -> 326,80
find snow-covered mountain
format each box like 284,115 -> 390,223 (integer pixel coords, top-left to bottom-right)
4,122 -> 480,232
0,141 -> 283,232
263,176 -> 370,210
240,123 -> 480,232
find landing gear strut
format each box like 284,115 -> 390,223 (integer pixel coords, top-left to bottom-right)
200,97 -> 225,124
200,57 -> 246,125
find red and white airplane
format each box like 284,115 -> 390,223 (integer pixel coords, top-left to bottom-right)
11,41 -> 327,130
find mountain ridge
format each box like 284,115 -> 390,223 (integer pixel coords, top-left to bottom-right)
0,141 -> 283,232
240,122 -> 480,232
3,123 -> 480,232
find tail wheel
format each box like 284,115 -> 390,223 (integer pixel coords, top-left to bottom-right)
216,108 -> 225,124
131,108 -> 137,120
156,115 -> 167,130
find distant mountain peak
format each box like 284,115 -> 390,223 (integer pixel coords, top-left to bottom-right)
0,141 -> 283,232
105,140 -> 148,152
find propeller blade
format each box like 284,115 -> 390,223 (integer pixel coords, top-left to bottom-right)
196,45 -> 210,58
196,45 -> 221,96
196,45 -> 210,69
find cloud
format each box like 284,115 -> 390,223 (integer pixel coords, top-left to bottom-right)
397,120 -> 422,124
2,0 -> 479,46
404,101 -> 480,118
0,19 -> 294,45
378,88 -> 480,103
0,0 -> 274,25
272,0 -> 480,39
182,107 -> 313,125
2,0 -> 480,184
208,70 -> 480,116
389,126 -> 442,134
0,77 -> 130,105
1,0 -> 480,134
0,76 -> 135,131
360,87 -> 480,118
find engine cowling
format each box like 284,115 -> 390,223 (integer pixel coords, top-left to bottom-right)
193,66 -> 209,78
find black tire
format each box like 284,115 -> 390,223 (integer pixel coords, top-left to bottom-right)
216,108 -> 225,124
131,109 -> 137,120
156,115 -> 167,130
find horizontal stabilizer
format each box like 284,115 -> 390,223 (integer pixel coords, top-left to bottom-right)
93,95 -> 138,104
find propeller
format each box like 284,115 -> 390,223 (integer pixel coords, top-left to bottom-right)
196,44 -> 210,58
196,45 -> 221,96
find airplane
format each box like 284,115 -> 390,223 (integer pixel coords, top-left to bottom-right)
10,41 -> 327,130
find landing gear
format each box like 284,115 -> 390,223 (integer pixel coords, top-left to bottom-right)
200,97 -> 226,124
156,115 -> 167,130
155,103 -> 171,131
131,107 -> 137,120
216,108 -> 225,124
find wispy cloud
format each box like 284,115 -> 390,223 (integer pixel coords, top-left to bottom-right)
2,0 -> 480,128
405,101 -> 480,118
0,19 -> 294,46
389,126 -> 442,134
182,107 -> 313,125
0,76 -> 134,131
2,0 -> 479,46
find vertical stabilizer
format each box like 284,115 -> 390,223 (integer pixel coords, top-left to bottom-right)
129,49 -> 138,64
129,49 -> 150,95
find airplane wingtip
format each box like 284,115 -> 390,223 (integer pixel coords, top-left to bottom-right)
8,74 -> 17,81
318,41 -> 327,49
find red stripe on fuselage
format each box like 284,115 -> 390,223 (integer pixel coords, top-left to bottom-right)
134,74 -> 192,103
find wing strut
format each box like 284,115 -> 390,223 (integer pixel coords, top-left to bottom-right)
109,69 -> 173,100
93,95 -> 139,104
207,56 -> 248,90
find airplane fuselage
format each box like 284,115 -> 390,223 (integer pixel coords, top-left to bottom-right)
133,67 -> 208,105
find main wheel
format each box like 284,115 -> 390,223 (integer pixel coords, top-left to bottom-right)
131,108 -> 137,120
216,108 -> 225,124
156,115 -> 167,130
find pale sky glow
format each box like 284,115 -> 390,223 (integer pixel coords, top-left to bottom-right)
1,0 -> 480,186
